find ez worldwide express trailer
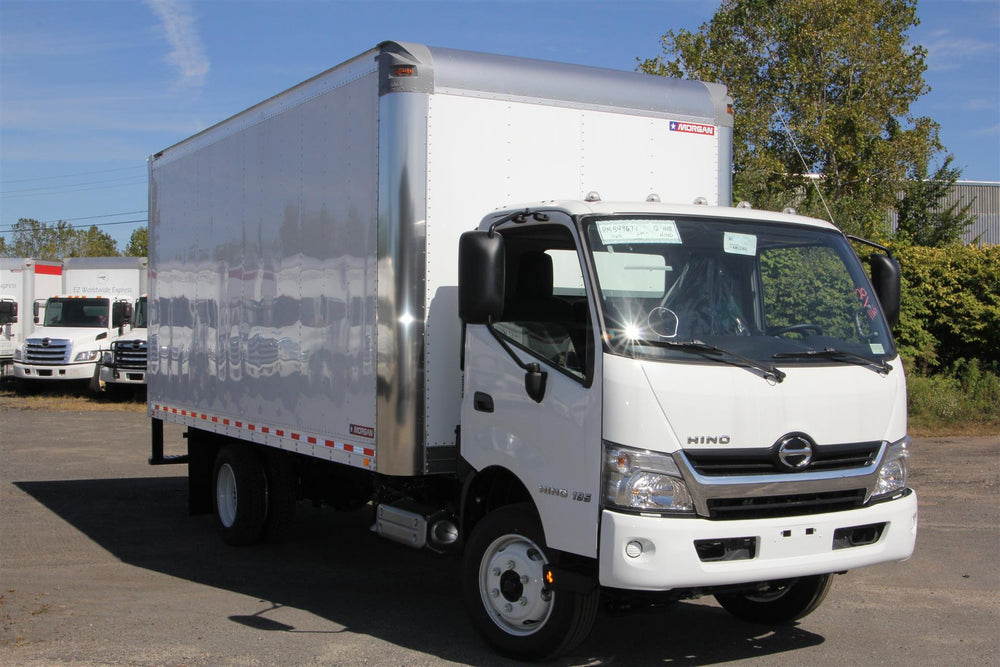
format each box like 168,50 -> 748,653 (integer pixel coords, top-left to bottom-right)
148,42 -> 916,659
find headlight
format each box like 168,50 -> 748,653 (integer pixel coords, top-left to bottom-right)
102,351 -> 114,364
13,348 -> 22,361
603,442 -> 694,513
873,436 -> 910,498
74,350 -> 100,362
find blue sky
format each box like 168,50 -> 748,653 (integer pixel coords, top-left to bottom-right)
1,0 -> 997,250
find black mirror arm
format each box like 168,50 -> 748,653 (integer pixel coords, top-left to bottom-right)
486,322 -> 548,403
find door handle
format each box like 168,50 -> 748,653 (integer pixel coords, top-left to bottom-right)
473,391 -> 494,413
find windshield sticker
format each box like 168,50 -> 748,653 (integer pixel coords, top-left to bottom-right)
597,220 -> 682,245
723,232 -> 757,256
870,343 -> 885,355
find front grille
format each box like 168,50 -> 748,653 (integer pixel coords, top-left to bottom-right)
684,441 -> 881,476
25,339 -> 69,364
113,340 -> 148,370
706,489 -> 867,520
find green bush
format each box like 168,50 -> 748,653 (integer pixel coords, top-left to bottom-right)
892,244 -> 1000,371
906,359 -> 1000,431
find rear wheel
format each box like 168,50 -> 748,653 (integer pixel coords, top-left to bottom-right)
462,504 -> 599,660
213,445 -> 267,546
714,574 -> 833,624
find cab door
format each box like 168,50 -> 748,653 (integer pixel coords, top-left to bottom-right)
460,221 -> 603,558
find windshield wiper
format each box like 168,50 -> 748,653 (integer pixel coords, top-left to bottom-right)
656,339 -> 786,383
773,348 -> 892,375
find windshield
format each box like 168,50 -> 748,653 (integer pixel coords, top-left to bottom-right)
43,297 -> 110,328
581,215 -> 895,366
133,297 -> 148,328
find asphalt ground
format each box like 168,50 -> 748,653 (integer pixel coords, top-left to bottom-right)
0,401 -> 997,666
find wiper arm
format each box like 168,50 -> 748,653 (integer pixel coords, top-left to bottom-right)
773,347 -> 892,374
659,339 -> 786,383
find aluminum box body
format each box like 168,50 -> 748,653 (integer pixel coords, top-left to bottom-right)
148,41 -> 732,476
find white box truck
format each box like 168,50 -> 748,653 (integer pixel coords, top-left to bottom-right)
148,42 -> 916,659
14,256 -> 147,386
0,258 -> 62,376
99,293 -> 148,388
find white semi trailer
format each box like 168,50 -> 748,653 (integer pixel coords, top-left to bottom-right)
0,258 -> 62,376
14,256 -> 147,386
148,42 -> 916,659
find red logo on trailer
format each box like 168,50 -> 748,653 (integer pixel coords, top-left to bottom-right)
350,424 -> 375,439
669,121 -> 716,136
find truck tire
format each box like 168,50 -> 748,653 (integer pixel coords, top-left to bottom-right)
714,574 -> 833,625
462,504 -> 599,660
213,445 -> 267,546
261,450 -> 297,543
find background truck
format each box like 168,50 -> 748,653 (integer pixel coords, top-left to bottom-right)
99,293 -> 148,390
14,256 -> 147,387
0,258 -> 62,377
148,42 -> 916,659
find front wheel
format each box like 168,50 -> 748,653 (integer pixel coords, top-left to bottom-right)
462,504 -> 599,660
714,574 -> 833,624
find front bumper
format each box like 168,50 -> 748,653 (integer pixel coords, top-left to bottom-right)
99,365 -> 147,385
599,490 -> 917,590
13,361 -> 98,381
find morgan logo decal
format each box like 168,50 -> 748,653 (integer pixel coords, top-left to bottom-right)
670,121 -> 716,136
350,424 -> 374,439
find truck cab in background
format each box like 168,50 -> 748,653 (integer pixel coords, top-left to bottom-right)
13,257 -> 147,388
99,294 -> 149,390
0,258 -> 62,377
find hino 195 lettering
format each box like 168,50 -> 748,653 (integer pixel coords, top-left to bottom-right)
148,42 -> 916,660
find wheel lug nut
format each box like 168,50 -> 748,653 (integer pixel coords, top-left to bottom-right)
506,560 -> 515,570
504,603 -> 513,613
491,567 -> 500,576
519,597 -> 528,606
491,589 -> 500,598
520,575 -> 529,584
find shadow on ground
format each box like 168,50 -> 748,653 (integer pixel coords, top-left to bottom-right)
16,476 -> 825,665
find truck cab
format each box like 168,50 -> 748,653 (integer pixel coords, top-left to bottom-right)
13,295 -> 132,383
100,294 -> 149,388
456,200 -> 915,655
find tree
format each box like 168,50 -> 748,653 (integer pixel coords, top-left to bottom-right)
125,227 -> 148,257
894,155 -> 975,247
0,218 -> 120,259
639,0 -> 946,238
71,225 -> 120,257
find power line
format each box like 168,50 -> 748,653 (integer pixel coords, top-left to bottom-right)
0,165 -> 146,186
0,219 -> 148,233
38,210 -> 148,224
0,176 -> 148,198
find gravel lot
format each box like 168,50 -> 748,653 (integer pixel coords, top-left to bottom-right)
0,399 -> 997,666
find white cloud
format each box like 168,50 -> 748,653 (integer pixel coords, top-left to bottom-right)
144,0 -> 210,89
924,29 -> 996,71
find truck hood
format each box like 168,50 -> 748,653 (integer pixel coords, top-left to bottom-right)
602,353 -> 907,452
27,326 -> 111,344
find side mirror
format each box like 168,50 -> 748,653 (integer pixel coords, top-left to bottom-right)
869,254 -> 901,329
524,363 -> 547,403
458,231 -> 505,324
0,301 -> 15,325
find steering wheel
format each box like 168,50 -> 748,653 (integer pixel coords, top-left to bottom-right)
768,323 -> 824,337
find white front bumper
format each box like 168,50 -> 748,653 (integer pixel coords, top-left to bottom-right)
13,362 -> 97,381
599,491 -> 917,590
99,366 -> 146,384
